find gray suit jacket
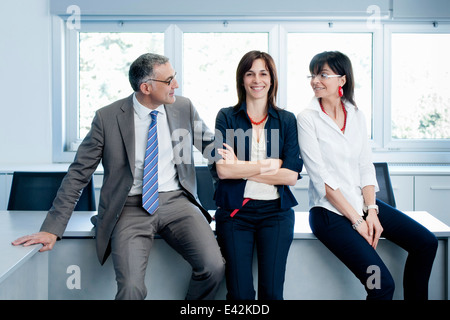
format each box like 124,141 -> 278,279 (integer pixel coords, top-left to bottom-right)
40,94 -> 215,264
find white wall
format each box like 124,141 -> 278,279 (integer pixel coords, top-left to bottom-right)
49,0 -> 391,17
0,0 -> 52,164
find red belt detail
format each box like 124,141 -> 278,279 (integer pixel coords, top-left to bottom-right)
230,198 -> 251,217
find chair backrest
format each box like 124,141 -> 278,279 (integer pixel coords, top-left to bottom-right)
374,162 -> 396,208
195,166 -> 217,210
7,172 -> 96,211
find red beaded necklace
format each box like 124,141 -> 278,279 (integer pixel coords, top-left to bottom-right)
319,99 -> 347,132
247,112 -> 268,126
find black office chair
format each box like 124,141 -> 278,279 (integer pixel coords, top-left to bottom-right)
374,162 -> 396,208
7,171 -> 96,211
195,166 -> 217,210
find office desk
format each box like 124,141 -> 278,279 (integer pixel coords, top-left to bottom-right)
1,210 -> 450,299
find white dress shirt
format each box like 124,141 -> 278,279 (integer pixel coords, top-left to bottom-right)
129,93 -> 180,196
243,122 -> 280,200
297,97 -> 378,216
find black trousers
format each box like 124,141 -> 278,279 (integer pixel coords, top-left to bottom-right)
215,199 -> 295,300
309,200 -> 438,300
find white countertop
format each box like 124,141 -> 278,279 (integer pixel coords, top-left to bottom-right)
0,164 -> 104,174
2,210 -> 450,286
0,211 -> 96,284
0,212 -> 45,284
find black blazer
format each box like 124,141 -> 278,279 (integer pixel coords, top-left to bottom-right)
211,103 -> 303,210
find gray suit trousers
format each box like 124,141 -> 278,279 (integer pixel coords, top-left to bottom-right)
110,190 -> 225,300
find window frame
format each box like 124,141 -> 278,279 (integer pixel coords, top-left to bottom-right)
382,22 -> 450,161
52,17 -> 171,162
176,21 -> 280,93
177,21 -> 277,131
282,21 -> 382,149
52,15 -> 450,164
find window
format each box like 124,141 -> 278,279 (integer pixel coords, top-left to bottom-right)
183,32 -> 268,130
79,32 -> 164,139
52,17 -> 450,164
287,32 -> 373,137
383,24 -> 450,159
391,33 -> 450,140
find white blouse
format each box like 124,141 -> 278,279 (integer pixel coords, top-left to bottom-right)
243,122 -> 280,200
297,97 -> 378,216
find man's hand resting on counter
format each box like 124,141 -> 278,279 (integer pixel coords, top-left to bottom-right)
12,232 -> 57,252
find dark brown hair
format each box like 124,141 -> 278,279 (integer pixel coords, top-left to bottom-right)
234,50 -> 279,109
129,53 -> 169,92
309,51 -> 357,107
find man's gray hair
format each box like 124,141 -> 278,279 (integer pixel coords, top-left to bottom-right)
129,53 -> 169,92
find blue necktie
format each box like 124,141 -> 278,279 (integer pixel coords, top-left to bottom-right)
142,110 -> 159,214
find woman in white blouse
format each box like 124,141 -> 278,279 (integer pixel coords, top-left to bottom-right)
297,51 -> 437,300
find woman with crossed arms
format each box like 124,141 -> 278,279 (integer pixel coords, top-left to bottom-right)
212,50 -> 303,300
297,51 -> 437,300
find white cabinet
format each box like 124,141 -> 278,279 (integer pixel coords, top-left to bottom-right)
415,175 -> 450,226
390,175 -> 414,211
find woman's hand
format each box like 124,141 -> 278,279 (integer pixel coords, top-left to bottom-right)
216,143 -> 285,181
217,143 -> 237,162
354,211 -> 383,249
365,210 -> 383,249
359,186 -> 382,248
353,219 -> 372,246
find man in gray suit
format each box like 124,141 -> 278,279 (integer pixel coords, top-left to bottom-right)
13,53 -> 225,300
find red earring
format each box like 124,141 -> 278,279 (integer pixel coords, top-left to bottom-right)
338,86 -> 344,97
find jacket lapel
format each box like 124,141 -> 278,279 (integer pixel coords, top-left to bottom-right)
117,95 -> 135,176
164,103 -> 180,148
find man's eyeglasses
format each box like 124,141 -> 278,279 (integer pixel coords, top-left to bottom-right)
144,72 -> 177,86
307,73 -> 342,81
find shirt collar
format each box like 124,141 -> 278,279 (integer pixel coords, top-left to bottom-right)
133,93 -> 165,119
